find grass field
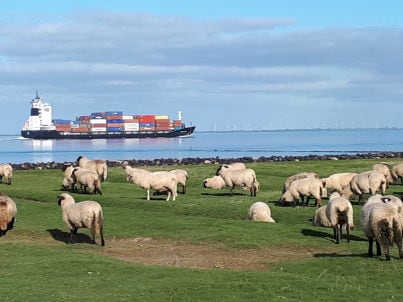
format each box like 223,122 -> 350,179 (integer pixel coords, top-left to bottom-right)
1,158 -> 402,301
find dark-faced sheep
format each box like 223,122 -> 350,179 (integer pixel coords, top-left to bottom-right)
57,193 -> 105,246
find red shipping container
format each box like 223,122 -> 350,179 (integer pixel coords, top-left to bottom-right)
107,123 -> 124,128
71,128 -> 89,133
138,115 -> 156,123
106,115 -> 123,120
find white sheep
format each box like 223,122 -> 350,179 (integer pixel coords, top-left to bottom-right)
312,205 -> 331,227
361,201 -> 403,260
372,163 -> 397,185
170,169 -> 188,194
62,164 -> 75,191
76,156 -> 108,182
128,170 -> 178,201
248,202 -> 276,223
280,176 -> 323,207
326,192 -> 354,244
0,163 -> 13,185
392,162 -> 403,184
57,193 -> 105,246
321,172 -> 358,195
282,172 -> 319,194
216,168 -> 259,197
0,194 -> 17,236
215,162 -> 246,175
203,175 -> 226,190
72,167 -> 102,195
342,171 -> 386,204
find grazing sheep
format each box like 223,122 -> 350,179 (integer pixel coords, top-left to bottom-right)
361,201 -> 403,260
76,156 -> 108,182
280,176 -> 323,207
0,163 -> 13,185
215,162 -> 246,175
326,192 -> 354,244
61,177 -> 71,191
373,163 -> 397,185
0,194 -> 17,237
216,168 -> 259,197
170,169 -> 188,194
321,172 -> 358,195
392,162 -> 403,184
128,170 -> 178,201
282,172 -> 319,194
72,168 -> 102,195
248,202 -> 276,223
57,193 -> 105,246
312,205 -> 331,227
342,171 -> 386,204
62,164 -> 76,191
203,175 -> 226,190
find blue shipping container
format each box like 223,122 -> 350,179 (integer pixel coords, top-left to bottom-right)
105,111 -> 123,116
107,119 -> 124,124
53,119 -> 71,125
139,123 -> 156,127
107,127 -> 122,132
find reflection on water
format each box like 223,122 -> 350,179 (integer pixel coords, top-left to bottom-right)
29,139 -> 53,151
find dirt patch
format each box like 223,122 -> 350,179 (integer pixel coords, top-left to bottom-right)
87,237 -> 317,271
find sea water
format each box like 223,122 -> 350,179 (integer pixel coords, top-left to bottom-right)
0,129 -> 402,164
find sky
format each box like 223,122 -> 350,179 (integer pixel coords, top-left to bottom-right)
1,0 -> 403,133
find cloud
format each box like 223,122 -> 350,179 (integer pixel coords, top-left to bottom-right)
0,11 -> 402,132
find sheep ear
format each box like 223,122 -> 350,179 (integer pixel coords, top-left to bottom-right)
381,197 -> 391,203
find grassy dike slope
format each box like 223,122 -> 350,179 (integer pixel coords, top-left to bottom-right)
0,158 -> 402,301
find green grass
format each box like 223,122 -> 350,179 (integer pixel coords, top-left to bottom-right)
1,158 -> 403,301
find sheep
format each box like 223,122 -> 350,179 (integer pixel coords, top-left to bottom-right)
170,169 -> 188,194
0,194 -> 17,237
320,172 -> 358,195
392,162 -> 403,184
361,201 -> 403,260
71,167 -> 102,195
62,164 -> 75,191
215,162 -> 246,175
248,202 -> 276,223
342,171 -> 387,204
76,156 -> 108,182
326,192 -> 354,244
57,193 -> 105,246
128,170 -> 178,201
61,177 -> 71,191
203,175 -> 226,190
280,176 -> 323,207
282,172 -> 319,194
0,163 -> 13,185
312,205 -> 331,227
373,163 -> 397,185
216,168 -> 259,197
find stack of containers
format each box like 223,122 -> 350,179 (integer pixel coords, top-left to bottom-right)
155,115 -> 170,131
90,112 -> 107,132
172,120 -> 183,131
123,115 -> 140,132
73,115 -> 91,133
53,119 -> 72,132
138,115 -> 156,131
106,111 -> 124,132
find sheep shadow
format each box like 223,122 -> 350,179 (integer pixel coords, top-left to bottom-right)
201,192 -> 246,197
313,252 -> 367,258
301,228 -> 367,243
47,228 -> 94,245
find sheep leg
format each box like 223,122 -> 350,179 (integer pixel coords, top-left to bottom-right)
375,241 -> 382,256
368,238 -> 374,257
147,189 -> 151,200
182,185 -> 186,194
166,190 -> 171,201
70,227 -> 78,244
345,225 -> 350,243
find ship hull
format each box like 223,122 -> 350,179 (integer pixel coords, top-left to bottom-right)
21,126 -> 195,140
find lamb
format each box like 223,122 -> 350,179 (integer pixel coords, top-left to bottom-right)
0,163 -> 13,185
0,194 -> 17,237
342,171 -> 386,204
312,205 -> 331,227
280,176 -> 323,207
392,162 -> 403,184
71,167 -> 102,195
76,156 -> 108,182
326,192 -> 354,244
282,172 -> 319,194
321,172 -> 358,195
203,175 -> 226,190
248,202 -> 276,223
57,193 -> 105,246
372,163 -> 397,185
361,201 -> 403,260
128,170 -> 178,201
170,169 -> 188,194
216,167 -> 259,197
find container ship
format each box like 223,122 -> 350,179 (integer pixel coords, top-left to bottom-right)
21,93 -> 195,139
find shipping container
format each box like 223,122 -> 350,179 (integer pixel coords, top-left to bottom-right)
105,111 -> 123,116
90,112 -> 106,119
90,119 -> 107,124
91,123 -> 108,128
53,119 -> 71,125
155,115 -> 169,120
71,128 -> 89,133
124,123 -> 140,131
122,115 -> 133,120
106,119 -> 124,124
78,115 -> 91,121
107,127 -> 123,132
91,127 -> 107,132
138,115 -> 156,123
